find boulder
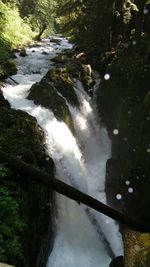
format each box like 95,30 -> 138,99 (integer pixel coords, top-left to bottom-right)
50,38 -> 61,44
42,51 -> 48,55
43,67 -> 79,107
109,256 -> 124,267
19,48 -> 27,57
28,80 -> 75,132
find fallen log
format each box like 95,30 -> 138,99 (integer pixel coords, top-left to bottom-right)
0,149 -> 149,233
8,76 -> 19,85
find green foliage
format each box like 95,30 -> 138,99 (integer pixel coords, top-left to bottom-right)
0,164 -> 9,178
0,0 -> 34,80
0,1 -> 33,46
0,164 -> 24,264
20,0 -> 57,39
57,0 -> 149,60
122,0 -> 139,24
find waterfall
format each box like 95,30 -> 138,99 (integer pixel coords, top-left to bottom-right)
2,37 -> 123,267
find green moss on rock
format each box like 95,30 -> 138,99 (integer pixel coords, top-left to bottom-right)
123,229 -> 150,267
28,80 -> 75,132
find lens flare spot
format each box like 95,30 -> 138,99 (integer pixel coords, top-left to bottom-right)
104,73 -> 110,80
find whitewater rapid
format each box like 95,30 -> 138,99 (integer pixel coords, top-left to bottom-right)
2,37 -> 123,267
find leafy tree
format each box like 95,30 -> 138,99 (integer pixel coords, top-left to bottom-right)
20,0 -> 57,39
57,0 -> 150,58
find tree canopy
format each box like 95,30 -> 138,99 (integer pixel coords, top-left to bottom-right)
56,0 -> 150,60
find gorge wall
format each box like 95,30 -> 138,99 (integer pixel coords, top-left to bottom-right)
0,89 -> 54,267
96,45 -> 150,227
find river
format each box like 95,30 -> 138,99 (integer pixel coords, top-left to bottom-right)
2,36 -> 123,267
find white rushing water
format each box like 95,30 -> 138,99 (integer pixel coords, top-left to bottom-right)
2,36 -> 123,267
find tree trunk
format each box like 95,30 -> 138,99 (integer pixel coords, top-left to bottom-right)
0,149 -> 149,233
35,24 -> 47,41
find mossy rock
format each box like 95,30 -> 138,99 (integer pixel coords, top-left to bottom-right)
0,60 -> 17,80
49,52 -> 94,94
0,66 -> 6,80
28,81 -> 74,132
0,92 -> 55,267
0,90 -> 10,107
123,229 -> 150,267
43,67 -> 80,107
51,54 -> 69,64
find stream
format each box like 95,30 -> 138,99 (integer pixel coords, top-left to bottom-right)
2,36 -> 123,267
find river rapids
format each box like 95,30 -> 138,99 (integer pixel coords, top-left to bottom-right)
2,36 -> 123,267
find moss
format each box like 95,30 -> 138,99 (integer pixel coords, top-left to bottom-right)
44,66 -> 80,107
28,81 -> 75,132
123,229 -> 150,267
3,60 -> 17,77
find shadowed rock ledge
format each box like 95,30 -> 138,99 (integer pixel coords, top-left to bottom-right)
0,90 -> 55,267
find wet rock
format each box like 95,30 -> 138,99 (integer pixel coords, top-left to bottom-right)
109,256 -> 124,267
19,48 -> 27,57
0,60 -> 17,80
32,70 -> 41,74
50,38 -> 61,44
0,92 -> 55,267
12,48 -> 20,53
51,54 -> 68,64
0,89 -> 10,107
42,51 -> 48,55
28,80 -> 75,132
43,67 -> 79,107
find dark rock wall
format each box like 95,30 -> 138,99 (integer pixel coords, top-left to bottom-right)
0,90 -> 55,267
96,47 -> 150,224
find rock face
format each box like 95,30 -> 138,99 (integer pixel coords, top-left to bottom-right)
0,59 -> 17,80
109,256 -> 124,267
96,48 -> 150,225
0,90 -> 55,267
28,55 -> 94,132
28,76 -> 75,132
123,229 -> 150,267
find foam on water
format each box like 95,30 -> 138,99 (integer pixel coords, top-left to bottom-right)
2,37 -> 123,267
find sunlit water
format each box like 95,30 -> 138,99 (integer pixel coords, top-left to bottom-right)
2,37 -> 123,267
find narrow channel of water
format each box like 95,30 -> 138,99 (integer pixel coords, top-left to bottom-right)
2,37 -> 123,267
